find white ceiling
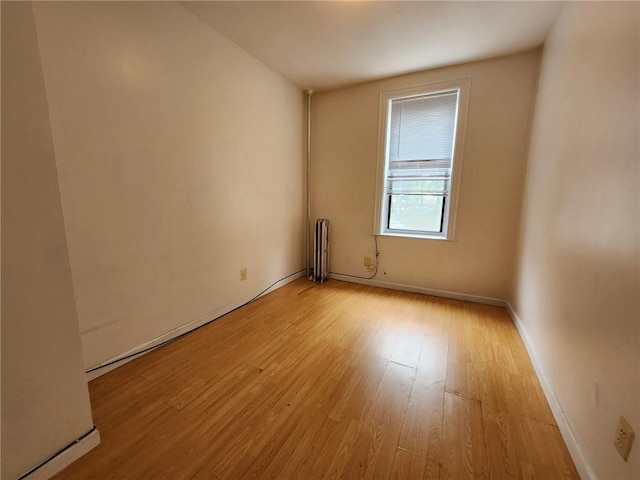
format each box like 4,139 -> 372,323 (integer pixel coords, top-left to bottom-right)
183,1 -> 562,92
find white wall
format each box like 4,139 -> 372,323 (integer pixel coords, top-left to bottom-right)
1,3 -> 95,478
512,3 -> 639,478
30,2 -> 305,369
311,51 -> 540,300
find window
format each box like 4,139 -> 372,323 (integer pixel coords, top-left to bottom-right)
374,79 -> 469,239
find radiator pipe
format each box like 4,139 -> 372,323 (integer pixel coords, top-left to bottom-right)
306,89 -> 314,279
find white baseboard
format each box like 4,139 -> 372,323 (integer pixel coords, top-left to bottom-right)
87,271 -> 305,380
505,303 -> 596,480
20,429 -> 100,480
328,273 -> 507,306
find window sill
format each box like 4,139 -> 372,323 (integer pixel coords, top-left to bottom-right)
377,231 -> 456,241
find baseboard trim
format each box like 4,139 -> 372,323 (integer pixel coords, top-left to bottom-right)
328,273 -> 507,306
87,271 -> 305,380
19,428 -> 100,480
505,303 -> 595,480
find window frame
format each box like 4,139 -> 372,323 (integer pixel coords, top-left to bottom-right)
373,78 -> 471,240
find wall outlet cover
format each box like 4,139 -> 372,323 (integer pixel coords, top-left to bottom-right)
613,415 -> 635,462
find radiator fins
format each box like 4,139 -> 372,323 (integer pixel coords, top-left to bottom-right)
313,219 -> 329,283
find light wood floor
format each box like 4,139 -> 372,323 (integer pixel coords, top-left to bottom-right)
54,279 -> 579,480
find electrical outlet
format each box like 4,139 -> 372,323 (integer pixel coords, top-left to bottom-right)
364,256 -> 372,267
240,268 -> 247,281
614,415 -> 635,461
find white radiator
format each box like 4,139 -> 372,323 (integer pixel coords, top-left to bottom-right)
313,219 -> 329,283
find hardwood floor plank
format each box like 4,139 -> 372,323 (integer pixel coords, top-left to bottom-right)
390,448 -> 442,480
512,416 -> 580,480
189,469 -> 220,480
390,333 -> 425,368
320,419 -> 373,479
416,335 -> 448,383
510,373 -> 557,425
358,361 -> 415,479
442,392 -> 488,480
483,411 -> 522,480
327,353 -> 389,423
445,304 -> 484,401
398,379 -> 444,462
287,417 -> 357,479
243,408 -> 327,480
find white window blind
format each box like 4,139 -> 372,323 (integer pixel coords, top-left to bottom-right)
387,90 -> 459,197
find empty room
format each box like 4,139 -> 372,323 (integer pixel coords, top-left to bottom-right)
1,1 -> 638,479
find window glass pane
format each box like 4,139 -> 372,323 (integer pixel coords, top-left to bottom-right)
388,195 -> 444,233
